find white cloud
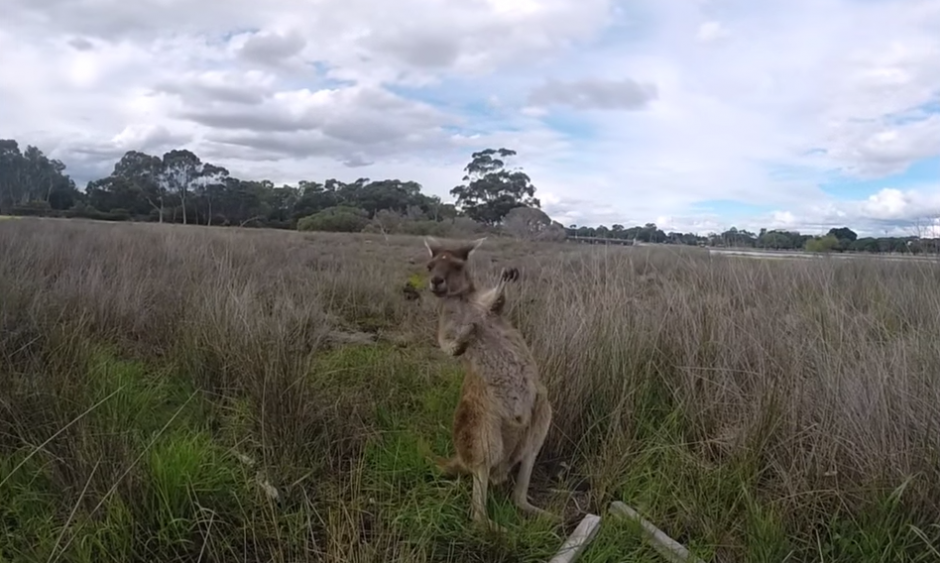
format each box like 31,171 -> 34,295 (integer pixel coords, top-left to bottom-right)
824,114 -> 940,177
1,0 -> 939,234
748,184 -> 940,237
696,21 -> 728,42
860,188 -> 910,219
769,211 -> 798,228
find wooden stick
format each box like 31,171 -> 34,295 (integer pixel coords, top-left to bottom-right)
609,501 -> 705,563
547,513 -> 602,563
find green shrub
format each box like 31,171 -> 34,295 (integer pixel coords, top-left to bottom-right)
297,205 -> 369,232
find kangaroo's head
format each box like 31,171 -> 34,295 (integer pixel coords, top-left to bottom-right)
423,236 -> 485,297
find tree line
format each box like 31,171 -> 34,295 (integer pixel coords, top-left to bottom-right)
0,140 -> 565,239
0,137 -> 935,253
567,223 -> 937,254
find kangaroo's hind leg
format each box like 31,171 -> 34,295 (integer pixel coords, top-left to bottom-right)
512,390 -> 556,520
452,385 -> 507,532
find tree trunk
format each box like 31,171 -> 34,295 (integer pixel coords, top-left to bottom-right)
147,196 -> 165,223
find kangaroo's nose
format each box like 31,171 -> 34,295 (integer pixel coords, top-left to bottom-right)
431,275 -> 444,286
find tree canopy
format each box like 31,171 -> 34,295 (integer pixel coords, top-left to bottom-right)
450,148 -> 540,226
0,139 -> 79,214
0,139 -> 540,238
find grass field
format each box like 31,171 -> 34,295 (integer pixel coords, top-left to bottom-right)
2,217 -> 940,562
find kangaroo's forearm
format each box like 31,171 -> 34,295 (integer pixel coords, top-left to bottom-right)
478,267 -> 517,315
476,283 -> 507,315
440,322 -> 476,356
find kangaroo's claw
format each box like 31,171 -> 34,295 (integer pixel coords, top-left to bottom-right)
500,267 -> 519,283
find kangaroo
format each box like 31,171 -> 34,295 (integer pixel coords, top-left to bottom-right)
423,236 -> 554,531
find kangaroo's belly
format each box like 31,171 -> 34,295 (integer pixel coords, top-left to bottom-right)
466,330 -> 539,422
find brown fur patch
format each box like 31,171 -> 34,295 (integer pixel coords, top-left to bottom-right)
453,399 -> 482,466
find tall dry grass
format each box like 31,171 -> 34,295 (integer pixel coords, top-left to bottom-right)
2,217 -> 939,562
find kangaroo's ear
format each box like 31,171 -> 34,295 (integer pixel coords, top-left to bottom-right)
454,237 -> 486,260
424,236 -> 442,257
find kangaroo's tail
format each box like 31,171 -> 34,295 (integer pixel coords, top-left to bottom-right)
433,455 -> 468,477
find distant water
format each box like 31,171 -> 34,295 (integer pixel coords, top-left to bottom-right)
708,248 -> 937,263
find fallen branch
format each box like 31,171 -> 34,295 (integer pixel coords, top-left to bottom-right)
609,501 -> 705,563
547,513 -> 601,563
239,215 -> 265,227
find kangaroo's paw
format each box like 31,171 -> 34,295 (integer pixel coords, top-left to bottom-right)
500,267 -> 519,283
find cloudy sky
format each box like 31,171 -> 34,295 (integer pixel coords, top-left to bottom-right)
2,0 -> 939,236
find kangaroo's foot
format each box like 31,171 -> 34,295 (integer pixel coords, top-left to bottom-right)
470,467 -> 507,533
512,448 -> 559,522
514,497 -> 559,522
472,511 -> 508,534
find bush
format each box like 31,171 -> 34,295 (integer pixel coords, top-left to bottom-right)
805,234 -> 839,252
297,205 -> 369,233
10,200 -> 52,216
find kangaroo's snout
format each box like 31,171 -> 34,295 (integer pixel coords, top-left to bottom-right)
430,275 -> 446,294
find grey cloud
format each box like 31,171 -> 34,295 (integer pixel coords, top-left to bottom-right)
207,125 -> 451,163
204,115 -> 455,169
62,158 -> 114,187
7,0 -> 172,40
320,115 -> 413,146
207,131 -> 388,168
6,0 -> 612,86
68,37 -> 94,51
39,126 -> 187,186
342,154 -> 373,167
5,0 -> 266,41
68,145 -> 129,160
528,77 -> 658,110
64,125 -> 190,165
349,0 -> 611,75
155,81 -> 266,106
177,85 -> 450,141
121,125 -> 191,153
348,86 -> 432,114
368,32 -> 462,68
198,140 -> 287,162
239,30 -> 306,65
180,109 -> 298,132
208,132 -> 335,159
187,85 -> 456,166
